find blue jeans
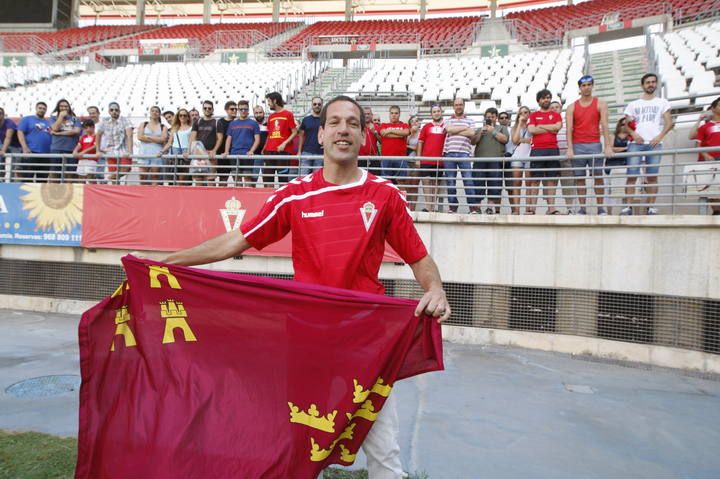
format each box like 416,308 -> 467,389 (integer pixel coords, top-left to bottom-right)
381,158 -> 409,180
443,152 -> 476,206
299,152 -> 323,176
473,157 -> 503,203
627,143 -> 661,176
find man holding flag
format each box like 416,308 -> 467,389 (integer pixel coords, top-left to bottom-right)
157,95 -> 450,478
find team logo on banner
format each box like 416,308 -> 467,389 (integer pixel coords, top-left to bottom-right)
360,202 -> 377,232
220,196 -> 246,232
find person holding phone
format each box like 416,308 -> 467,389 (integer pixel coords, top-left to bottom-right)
471,107 -> 509,214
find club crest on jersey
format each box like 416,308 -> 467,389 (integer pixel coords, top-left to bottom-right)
220,196 -> 246,232
360,202 -> 377,232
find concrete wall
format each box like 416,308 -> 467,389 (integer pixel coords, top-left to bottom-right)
2,215 -> 718,299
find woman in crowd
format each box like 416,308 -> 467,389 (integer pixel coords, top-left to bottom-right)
49,99 -> 81,181
137,106 -> 168,185
603,117 -> 630,214
161,108 -> 192,185
510,106 -> 533,214
406,114 -> 421,208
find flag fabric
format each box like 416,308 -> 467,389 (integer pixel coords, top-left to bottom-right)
75,255 -> 443,479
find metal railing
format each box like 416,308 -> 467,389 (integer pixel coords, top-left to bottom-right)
501,18 -> 564,49
3,146 -> 719,216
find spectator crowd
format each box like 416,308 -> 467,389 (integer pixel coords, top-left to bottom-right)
0,73 -> 718,216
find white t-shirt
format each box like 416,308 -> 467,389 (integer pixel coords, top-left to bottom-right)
624,97 -> 671,144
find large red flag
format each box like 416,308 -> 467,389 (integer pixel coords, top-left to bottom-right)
76,256 -> 443,479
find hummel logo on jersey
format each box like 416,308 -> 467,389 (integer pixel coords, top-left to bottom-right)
360,202 -> 377,232
301,210 -> 324,218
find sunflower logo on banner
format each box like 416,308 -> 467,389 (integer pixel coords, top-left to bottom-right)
0,183 -> 83,245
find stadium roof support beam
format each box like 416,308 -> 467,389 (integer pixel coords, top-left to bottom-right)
345,0 -> 352,21
272,0 -> 280,22
420,0 -> 427,20
203,0 -> 212,23
136,0 -> 145,25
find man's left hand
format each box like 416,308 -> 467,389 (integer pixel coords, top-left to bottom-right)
649,136 -> 662,147
415,288 -> 451,323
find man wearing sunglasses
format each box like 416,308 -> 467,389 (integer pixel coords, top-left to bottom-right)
566,75 -> 613,215
96,102 -> 133,184
190,100 -> 222,161
216,101 -> 237,186
297,97 -> 324,176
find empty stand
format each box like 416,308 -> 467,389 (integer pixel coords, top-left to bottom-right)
273,18 -> 481,56
653,21 -> 720,106
346,48 -> 585,112
101,23 -> 302,55
506,0 -> 712,44
0,61 -> 316,118
0,63 -> 85,90
0,26 -> 154,55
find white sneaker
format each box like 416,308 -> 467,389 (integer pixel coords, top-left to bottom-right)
647,207 -> 658,215
620,207 -> 633,216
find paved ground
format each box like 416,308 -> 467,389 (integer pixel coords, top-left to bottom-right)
1,309 -> 719,479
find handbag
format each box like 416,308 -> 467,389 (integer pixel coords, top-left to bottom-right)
189,141 -> 211,175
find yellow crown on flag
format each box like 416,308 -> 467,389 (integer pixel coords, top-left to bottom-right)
288,402 -> 337,433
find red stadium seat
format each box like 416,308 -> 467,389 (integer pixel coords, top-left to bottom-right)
506,0 -> 711,44
271,17 -> 481,56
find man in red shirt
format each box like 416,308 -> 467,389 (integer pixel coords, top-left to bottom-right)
359,106 -> 381,175
262,92 -> 297,186
566,75 -> 613,215
158,95 -> 450,479
416,104 -> 446,212
379,105 -> 410,186
689,96 -> 720,215
528,89 -> 563,215
690,97 -> 720,161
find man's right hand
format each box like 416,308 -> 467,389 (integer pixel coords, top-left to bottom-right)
566,146 -> 574,159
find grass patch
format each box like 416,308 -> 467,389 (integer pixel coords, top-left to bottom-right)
0,430 -> 77,479
324,469 -> 429,478
0,430 -> 429,479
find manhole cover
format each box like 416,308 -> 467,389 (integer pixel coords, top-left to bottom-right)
5,375 -> 81,399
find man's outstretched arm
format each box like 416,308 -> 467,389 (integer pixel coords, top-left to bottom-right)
159,230 -> 251,266
409,255 -> 451,323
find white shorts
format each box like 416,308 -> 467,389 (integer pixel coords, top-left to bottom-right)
77,159 -> 98,176
510,159 -> 531,169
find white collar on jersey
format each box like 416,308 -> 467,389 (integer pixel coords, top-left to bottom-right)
304,167 -> 368,188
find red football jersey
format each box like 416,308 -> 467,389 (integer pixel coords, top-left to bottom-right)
241,169 -> 428,294
696,120 -> 720,160
265,110 -> 297,152
78,134 -> 96,160
528,110 -> 561,150
379,122 -> 409,156
359,126 -> 378,156
418,121 -> 446,165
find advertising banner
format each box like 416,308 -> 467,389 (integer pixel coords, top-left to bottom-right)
0,183 -> 82,246
81,186 -> 403,262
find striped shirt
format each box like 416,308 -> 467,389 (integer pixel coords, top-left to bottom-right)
443,115 -> 475,156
